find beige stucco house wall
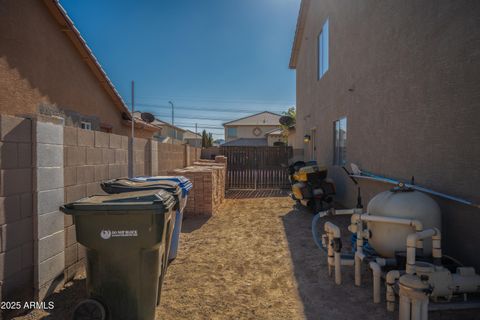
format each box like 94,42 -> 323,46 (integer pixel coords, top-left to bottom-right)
223,111 -> 281,143
0,0 -> 156,138
291,0 -> 480,268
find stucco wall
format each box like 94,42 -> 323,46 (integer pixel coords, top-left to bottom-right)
224,125 -> 280,142
0,0 -> 129,135
294,1 -> 480,267
267,135 -> 285,146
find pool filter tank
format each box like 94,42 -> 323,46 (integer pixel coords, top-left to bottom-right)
367,189 -> 442,258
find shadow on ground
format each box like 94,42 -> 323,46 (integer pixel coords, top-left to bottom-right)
281,204 -> 480,320
9,278 -> 86,320
226,189 -> 289,199
181,215 -> 210,233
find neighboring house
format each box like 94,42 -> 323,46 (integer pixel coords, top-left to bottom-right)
265,128 -> 286,146
184,130 -> 202,147
0,0 -> 157,138
133,112 -> 186,144
154,119 -> 186,144
223,111 -> 282,146
290,0 -> 480,268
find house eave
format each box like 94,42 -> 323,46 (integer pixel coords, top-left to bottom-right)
289,0 -> 310,70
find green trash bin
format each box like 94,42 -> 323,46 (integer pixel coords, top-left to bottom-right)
60,190 -> 176,320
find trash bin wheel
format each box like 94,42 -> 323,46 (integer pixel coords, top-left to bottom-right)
73,299 -> 106,320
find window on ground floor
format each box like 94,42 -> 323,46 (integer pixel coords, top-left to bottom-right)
333,117 -> 347,166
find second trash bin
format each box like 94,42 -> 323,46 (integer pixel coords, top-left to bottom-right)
60,190 -> 176,320
101,176 -> 192,261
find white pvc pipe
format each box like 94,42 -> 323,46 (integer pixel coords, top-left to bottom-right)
334,251 -> 341,285
355,251 -> 364,286
351,213 -> 423,231
386,270 -> 401,312
399,294 -> 411,320
406,228 -> 441,275
369,261 -> 382,303
421,299 -> 429,320
324,222 -> 342,285
411,299 -> 422,320
351,213 -> 424,287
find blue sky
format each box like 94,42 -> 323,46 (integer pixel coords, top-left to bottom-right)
60,0 -> 300,139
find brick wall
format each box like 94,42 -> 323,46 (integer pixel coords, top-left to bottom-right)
168,157 -> 227,217
0,115 -> 34,304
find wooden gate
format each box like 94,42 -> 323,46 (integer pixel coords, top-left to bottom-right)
220,146 -> 292,189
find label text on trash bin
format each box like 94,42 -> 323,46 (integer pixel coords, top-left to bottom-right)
100,229 -> 138,239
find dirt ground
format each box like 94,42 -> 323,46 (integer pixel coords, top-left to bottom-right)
10,192 -> 480,320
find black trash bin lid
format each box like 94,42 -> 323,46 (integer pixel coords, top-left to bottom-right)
61,189 -> 176,214
101,178 -> 182,197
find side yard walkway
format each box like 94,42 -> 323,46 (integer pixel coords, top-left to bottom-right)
13,195 -> 478,319
157,196 -> 305,320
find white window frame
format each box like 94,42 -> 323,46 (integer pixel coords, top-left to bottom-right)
318,19 -> 329,79
81,121 -> 92,130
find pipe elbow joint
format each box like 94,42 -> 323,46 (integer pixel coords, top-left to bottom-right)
325,222 -> 341,238
351,213 -> 360,224
369,261 -> 381,275
411,220 -> 423,232
386,270 -> 400,283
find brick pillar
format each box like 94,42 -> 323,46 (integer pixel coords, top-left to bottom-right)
33,120 -> 65,301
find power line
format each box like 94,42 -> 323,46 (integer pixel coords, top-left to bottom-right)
152,113 -> 234,121
136,102 -> 288,114
135,95 -> 295,106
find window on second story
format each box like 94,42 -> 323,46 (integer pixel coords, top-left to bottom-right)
81,121 -> 92,130
318,19 -> 329,79
227,127 -> 237,138
333,117 -> 347,166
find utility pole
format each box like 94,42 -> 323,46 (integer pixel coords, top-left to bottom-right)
195,123 -> 198,146
129,80 -> 135,177
168,101 -> 175,144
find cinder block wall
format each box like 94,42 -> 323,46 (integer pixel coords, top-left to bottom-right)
63,127 -> 130,281
0,115 -> 203,305
0,115 -> 34,304
157,143 -> 187,175
62,127 -> 202,282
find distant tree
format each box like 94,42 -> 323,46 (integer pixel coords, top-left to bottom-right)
201,130 -> 214,148
281,106 -> 296,138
